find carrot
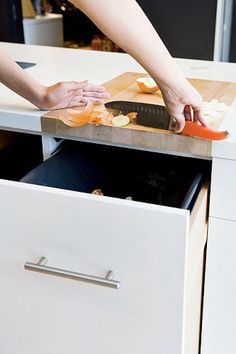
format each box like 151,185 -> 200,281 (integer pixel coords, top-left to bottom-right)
181,121 -> 229,140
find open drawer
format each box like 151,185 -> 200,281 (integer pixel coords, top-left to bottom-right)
0,138 -> 209,354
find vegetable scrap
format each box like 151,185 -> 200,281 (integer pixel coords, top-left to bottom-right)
63,101 -> 138,128
91,189 -> 104,196
202,99 -> 229,118
127,112 -> 138,123
64,101 -> 114,127
136,77 -> 158,93
66,101 -> 94,126
90,111 -> 114,125
112,114 -> 130,127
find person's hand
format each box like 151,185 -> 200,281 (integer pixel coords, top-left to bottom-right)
34,80 -> 111,110
158,79 -> 208,132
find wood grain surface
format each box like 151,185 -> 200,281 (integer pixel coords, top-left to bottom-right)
41,72 -> 236,159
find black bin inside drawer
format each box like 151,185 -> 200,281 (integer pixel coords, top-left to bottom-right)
0,133 -> 43,181
20,141 -> 210,211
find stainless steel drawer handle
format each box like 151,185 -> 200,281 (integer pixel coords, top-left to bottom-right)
24,257 -> 120,289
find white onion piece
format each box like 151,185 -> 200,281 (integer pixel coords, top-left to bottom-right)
112,115 -> 130,127
202,99 -> 229,118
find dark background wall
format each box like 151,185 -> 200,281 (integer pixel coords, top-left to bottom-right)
230,1 -> 236,62
136,0 -> 218,60
0,0 -> 24,43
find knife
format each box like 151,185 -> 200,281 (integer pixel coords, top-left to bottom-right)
105,100 -> 173,130
105,100 -> 229,140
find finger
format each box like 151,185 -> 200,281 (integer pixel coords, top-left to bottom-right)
61,81 -> 88,92
81,97 -> 104,104
190,97 -> 208,127
71,88 -> 84,96
173,114 -> 186,133
193,108 -> 208,127
184,105 -> 193,121
65,94 -> 83,107
83,83 -> 106,92
83,91 -> 111,99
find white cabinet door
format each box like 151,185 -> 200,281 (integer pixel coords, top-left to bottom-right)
0,179 -> 203,354
201,217 -> 236,354
210,158 -> 236,221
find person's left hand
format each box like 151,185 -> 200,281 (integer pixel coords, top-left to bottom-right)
34,80 -> 111,110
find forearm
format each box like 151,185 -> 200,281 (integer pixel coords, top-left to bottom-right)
70,0 -> 185,88
0,48 -> 45,105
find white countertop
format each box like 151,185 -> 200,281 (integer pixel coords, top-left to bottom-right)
0,42 -> 236,158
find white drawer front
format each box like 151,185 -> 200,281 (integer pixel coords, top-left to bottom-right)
0,180 -> 202,354
210,158 -> 236,221
202,217 -> 236,354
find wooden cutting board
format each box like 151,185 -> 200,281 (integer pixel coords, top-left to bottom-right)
41,72 -> 236,159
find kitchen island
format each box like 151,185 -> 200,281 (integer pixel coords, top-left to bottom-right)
0,42 -> 236,354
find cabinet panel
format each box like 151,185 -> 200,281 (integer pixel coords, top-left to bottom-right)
210,158 -> 236,221
0,180 -> 190,354
202,217 -> 236,354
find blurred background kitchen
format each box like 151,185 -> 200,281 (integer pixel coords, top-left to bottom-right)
0,0 -> 235,62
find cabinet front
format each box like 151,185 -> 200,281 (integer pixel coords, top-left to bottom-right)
202,217 -> 236,354
0,180 -> 190,354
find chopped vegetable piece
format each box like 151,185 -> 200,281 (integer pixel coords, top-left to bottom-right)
91,189 -> 104,196
181,121 -> 229,140
156,89 -> 163,98
60,116 -> 86,127
90,111 -> 114,125
136,77 -> 158,93
66,101 -> 94,126
100,113 -> 114,125
202,99 -> 229,118
112,115 -> 130,127
127,112 -> 138,122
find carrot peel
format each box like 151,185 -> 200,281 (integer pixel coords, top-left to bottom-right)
181,121 -> 229,140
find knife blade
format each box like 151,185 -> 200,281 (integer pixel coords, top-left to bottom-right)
105,101 -> 173,130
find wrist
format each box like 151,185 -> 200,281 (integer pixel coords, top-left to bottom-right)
157,77 -> 193,103
152,59 -> 188,93
30,85 -> 49,110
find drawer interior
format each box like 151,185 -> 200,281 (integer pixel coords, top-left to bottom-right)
0,131 -> 43,181
19,140 -> 211,211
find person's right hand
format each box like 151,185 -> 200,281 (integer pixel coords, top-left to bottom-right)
34,80 -> 110,110
158,78 -> 207,132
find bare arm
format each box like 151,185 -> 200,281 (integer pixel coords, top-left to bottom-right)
70,0 -> 206,131
0,48 -> 46,106
0,48 -> 110,110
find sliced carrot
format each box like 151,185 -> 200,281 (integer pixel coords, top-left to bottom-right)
66,101 -> 94,126
181,121 -> 229,140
